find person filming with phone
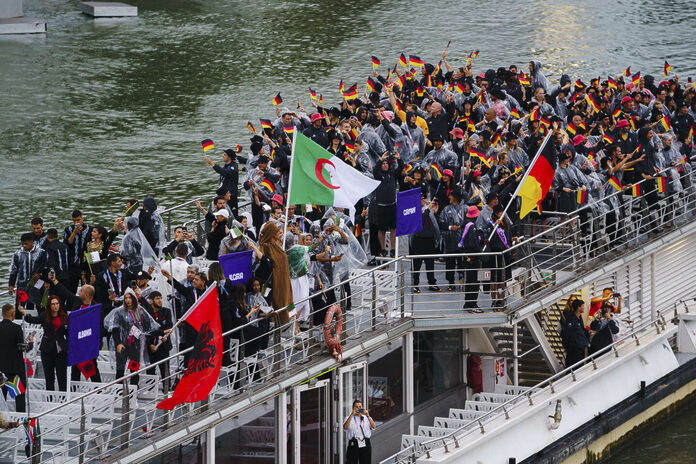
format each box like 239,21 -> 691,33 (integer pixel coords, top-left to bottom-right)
589,287 -> 622,318
344,399 -> 376,464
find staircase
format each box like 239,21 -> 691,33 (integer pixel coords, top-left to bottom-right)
487,324 -> 553,386
395,385 -> 532,459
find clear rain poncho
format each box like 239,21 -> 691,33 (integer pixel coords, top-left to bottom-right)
104,288 -> 160,369
321,208 -> 368,282
121,217 -> 159,274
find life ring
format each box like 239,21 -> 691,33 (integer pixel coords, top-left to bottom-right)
323,304 -> 343,362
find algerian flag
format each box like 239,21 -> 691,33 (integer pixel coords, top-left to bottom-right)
288,133 -> 380,219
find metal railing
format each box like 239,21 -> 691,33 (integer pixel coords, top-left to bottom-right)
380,300 -> 683,464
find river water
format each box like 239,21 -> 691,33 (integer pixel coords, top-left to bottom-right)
2,0 -> 696,460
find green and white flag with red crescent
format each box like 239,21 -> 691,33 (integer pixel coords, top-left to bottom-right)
288,133 -> 380,219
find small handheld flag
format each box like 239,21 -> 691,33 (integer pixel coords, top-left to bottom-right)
632,184 -> 641,198
624,66 -> 631,77
430,163 -> 443,179
664,61 -> 671,77
660,115 -> 671,132
371,56 -> 380,68
272,93 -> 283,106
308,87 -> 317,100
472,50 -> 479,60
576,189 -> 586,205
608,77 -> 617,90
510,108 -> 520,119
260,118 -> 272,130
398,54 -> 408,67
608,176 -> 623,192
409,55 -> 424,67
5,375 -> 25,398
247,121 -> 257,134
234,144 -> 242,153
201,139 -> 214,152
632,72 -> 641,86
657,177 -> 667,193
518,73 -> 530,86
283,125 -> 295,135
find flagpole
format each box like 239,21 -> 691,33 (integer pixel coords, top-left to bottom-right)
482,131 -> 553,251
282,129 -> 298,251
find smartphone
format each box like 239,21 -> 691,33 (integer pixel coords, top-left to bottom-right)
129,280 -> 137,289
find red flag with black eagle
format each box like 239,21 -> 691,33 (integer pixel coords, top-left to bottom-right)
157,284 -> 222,410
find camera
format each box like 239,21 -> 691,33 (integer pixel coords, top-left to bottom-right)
129,280 -> 137,289
613,292 -> 621,298
358,408 -> 364,414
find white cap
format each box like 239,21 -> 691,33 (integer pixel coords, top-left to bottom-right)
213,209 -> 230,218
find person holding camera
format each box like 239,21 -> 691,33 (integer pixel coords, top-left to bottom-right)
589,302 -> 620,355
589,287 -> 622,318
343,399 -> 376,464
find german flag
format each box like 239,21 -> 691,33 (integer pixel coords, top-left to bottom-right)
608,176 -> 623,192
396,75 -> 406,90
467,120 -> 476,132
540,116 -> 551,128
660,115 -> 671,131
260,118 -> 272,130
430,163 -> 442,179
283,125 -> 295,135
566,123 -> 577,136
513,165 -> 524,176
259,179 -> 275,192
344,140 -> 355,152
664,61 -> 671,77
349,127 -> 360,140
607,77 -> 617,90
602,134 -> 615,144
657,176 -> 666,193
393,99 -> 403,112
624,66 -> 631,77
469,148 -> 490,168
472,50 -> 479,60
308,87 -> 317,100
687,125 -> 694,143
529,106 -> 539,121
201,138 -> 214,152
247,121 -> 257,134
466,52 -> 473,64
576,189 -> 586,204
586,94 -> 600,112
632,72 -> 641,86
491,130 -> 502,147
343,83 -> 358,100
518,73 -> 530,86
398,54 -> 408,67
416,86 -> 425,97
476,91 -> 484,106
434,60 -> 441,75
339,80 -> 344,95
426,74 -> 433,88
456,81 -> 465,94
612,108 -> 622,119
510,108 -> 520,119
578,121 -> 587,131
318,94 -> 324,106
366,77 -> 375,91
630,115 -> 638,131
631,184 -> 641,198
574,79 -> 584,89
372,56 -> 380,68
409,55 -> 424,67
272,93 -> 282,106
404,163 -> 413,174
234,144 -> 242,153
517,135 -> 556,218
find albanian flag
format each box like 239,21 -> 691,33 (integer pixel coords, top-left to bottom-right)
157,284 -> 222,410
517,133 -> 557,218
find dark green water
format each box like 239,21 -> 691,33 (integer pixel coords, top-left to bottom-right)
2,0 -> 696,460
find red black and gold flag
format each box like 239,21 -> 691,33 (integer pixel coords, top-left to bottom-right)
344,141 -> 355,152
308,87 -> 317,100
398,54 -> 408,67
664,61 -> 671,77
518,73 -> 530,86
272,93 -> 283,106
371,56 -> 380,68
472,50 -> 479,60
632,72 -> 641,86
566,123 -> 577,136
657,176 -> 666,193
517,135 -> 556,218
576,189 -> 586,204
510,108 -> 520,119
466,52 -> 473,64
409,55 -> 424,67
631,184 -> 641,198
624,66 -> 631,77
201,138 -> 214,152
260,118 -> 272,130
247,121 -> 257,134
416,86 -> 425,97
608,176 -> 623,192
660,115 -> 671,131
339,80 -> 344,95
602,134 -> 615,144
612,108 -> 622,119
366,77 -> 375,91
607,77 -> 617,90
456,81 -> 465,94
282,125 -> 295,135
529,106 -> 539,121
469,148 -> 490,168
